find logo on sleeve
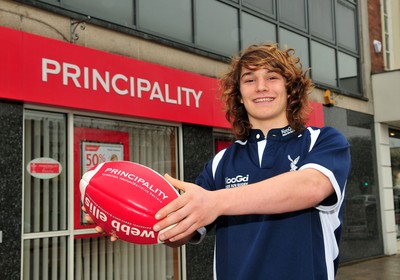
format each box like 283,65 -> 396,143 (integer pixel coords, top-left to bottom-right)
225,174 -> 249,188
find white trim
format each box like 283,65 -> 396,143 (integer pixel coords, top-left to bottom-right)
22,230 -> 70,240
177,124 -> 186,280
300,163 -> 342,212
20,109 -> 27,279
180,244 -> 187,280
212,149 -> 227,180
213,240 -> 217,280
319,210 -> 341,280
257,139 -> 267,167
67,113 -> 75,280
307,126 -> 321,152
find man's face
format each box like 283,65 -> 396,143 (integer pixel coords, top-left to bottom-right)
239,67 -> 289,131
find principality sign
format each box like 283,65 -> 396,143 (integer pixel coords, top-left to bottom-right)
0,26 -> 324,128
27,157 -> 63,179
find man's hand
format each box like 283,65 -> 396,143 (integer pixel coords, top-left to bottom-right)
153,174 -> 219,242
82,206 -> 118,242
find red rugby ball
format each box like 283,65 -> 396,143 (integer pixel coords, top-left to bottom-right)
80,161 -> 179,244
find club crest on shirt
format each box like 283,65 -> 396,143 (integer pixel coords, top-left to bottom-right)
288,155 -> 300,171
225,174 -> 249,188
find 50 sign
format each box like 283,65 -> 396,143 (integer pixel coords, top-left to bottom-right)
74,127 -> 130,230
82,142 -> 124,173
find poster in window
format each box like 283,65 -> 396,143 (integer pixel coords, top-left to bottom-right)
74,127 -> 130,232
81,142 -> 124,174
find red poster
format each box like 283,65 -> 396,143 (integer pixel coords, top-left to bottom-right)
73,127 -> 130,231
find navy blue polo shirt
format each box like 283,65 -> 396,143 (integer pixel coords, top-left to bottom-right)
195,126 -> 351,280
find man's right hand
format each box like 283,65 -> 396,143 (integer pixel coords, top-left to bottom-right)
82,206 -> 119,241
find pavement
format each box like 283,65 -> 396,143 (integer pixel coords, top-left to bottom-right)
336,254 -> 400,280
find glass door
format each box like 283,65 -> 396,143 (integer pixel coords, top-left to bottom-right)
389,128 -> 400,239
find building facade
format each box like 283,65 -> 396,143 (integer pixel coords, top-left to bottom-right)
369,0 -> 400,256
0,0 -> 398,279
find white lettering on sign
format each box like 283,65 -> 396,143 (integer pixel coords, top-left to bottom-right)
111,220 -> 155,239
84,196 -> 155,239
103,167 -> 169,201
42,58 -> 203,108
84,197 -> 108,223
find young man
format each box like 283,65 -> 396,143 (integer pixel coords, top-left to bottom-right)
152,44 -> 351,279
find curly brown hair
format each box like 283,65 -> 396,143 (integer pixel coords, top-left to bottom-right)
220,43 -> 313,140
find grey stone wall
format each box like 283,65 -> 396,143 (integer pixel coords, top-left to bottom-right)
182,124 -> 215,280
0,101 -> 23,279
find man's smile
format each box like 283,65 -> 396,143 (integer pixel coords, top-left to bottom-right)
253,97 -> 275,103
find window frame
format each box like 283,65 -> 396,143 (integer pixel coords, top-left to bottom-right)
22,105 -> 183,280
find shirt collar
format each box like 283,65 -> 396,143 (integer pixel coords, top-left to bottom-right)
248,126 -> 297,142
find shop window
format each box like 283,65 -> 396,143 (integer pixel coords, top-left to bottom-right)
241,12 -> 276,49
138,0 -> 192,43
336,1 -> 358,52
382,0 -> 394,70
310,0 -> 334,42
23,111 -> 180,279
73,116 -> 179,279
279,28 -> 310,70
195,0 -> 239,55
23,110 -> 68,234
338,51 -> 360,94
311,41 -> 337,86
389,128 -> 400,239
23,110 -> 68,278
66,0 -> 134,28
279,0 -> 307,31
324,109 -> 383,261
242,0 -> 275,17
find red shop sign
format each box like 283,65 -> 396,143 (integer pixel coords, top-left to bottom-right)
0,26 -> 324,128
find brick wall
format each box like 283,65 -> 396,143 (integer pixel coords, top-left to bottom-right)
368,0 -> 385,73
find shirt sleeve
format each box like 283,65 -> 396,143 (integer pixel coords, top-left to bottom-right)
195,148 -> 227,191
195,160 -> 216,191
187,226 -> 207,245
299,126 -> 351,212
